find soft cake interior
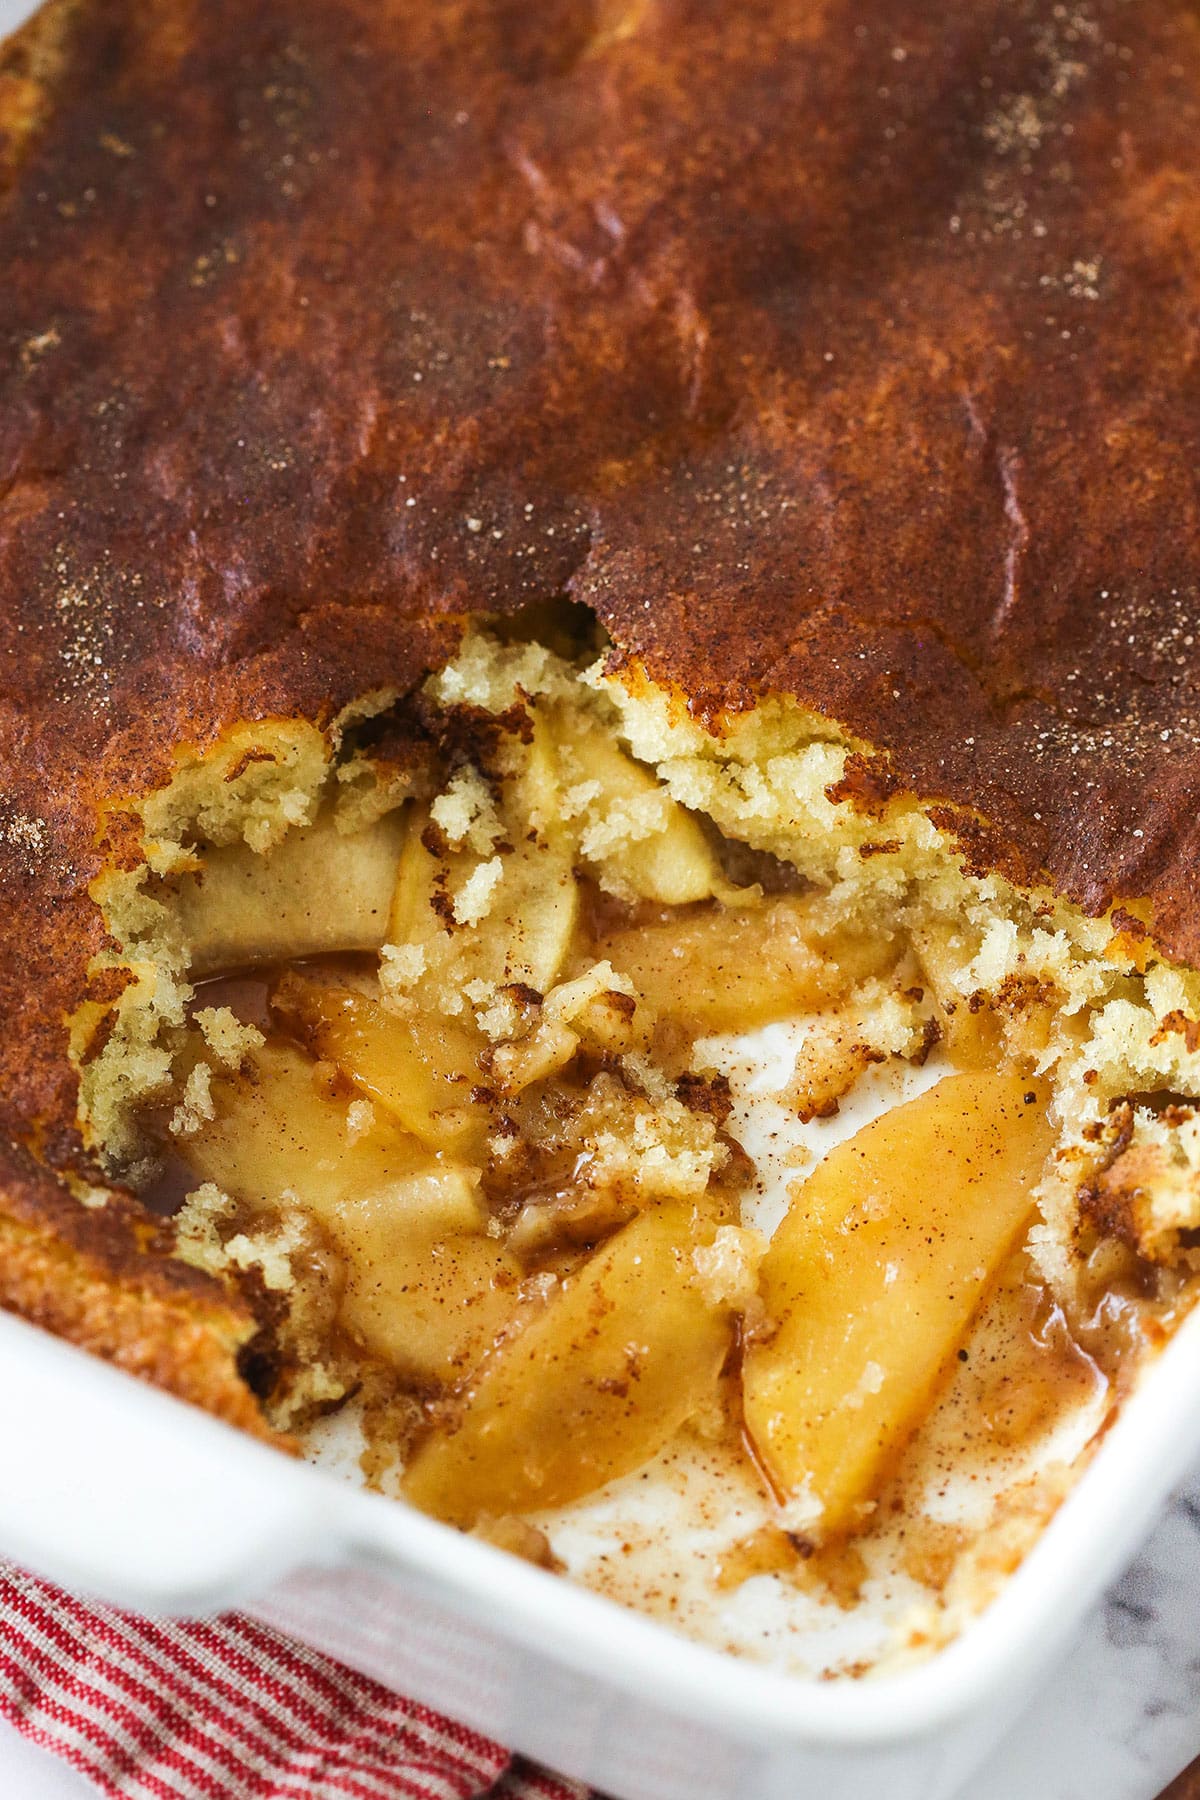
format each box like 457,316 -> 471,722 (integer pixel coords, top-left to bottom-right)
71,612 -> 1200,1672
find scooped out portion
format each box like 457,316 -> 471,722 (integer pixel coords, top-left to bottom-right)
72,616 -> 1200,1671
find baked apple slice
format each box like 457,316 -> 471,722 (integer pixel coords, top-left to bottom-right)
170,807 -> 407,975
387,720 -> 579,1011
597,895 -> 897,1033
742,1072 -> 1055,1537
402,1203 -> 733,1523
271,972 -> 493,1161
551,706 -> 723,904
177,1040 -> 519,1381
388,804 -> 578,1005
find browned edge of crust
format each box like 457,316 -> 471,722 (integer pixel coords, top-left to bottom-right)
0,1135 -> 289,1445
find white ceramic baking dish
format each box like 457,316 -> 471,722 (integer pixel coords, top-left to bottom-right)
1,1299 -> 1199,1800
1,0 -> 1196,1781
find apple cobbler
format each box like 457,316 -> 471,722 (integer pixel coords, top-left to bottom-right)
62,619 -> 1200,1669
9,0 -> 1200,1682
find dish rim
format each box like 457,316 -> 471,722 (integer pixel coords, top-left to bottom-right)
2,1293 -> 1198,1753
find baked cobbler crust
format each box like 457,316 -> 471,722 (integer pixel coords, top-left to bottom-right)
0,1136 -> 276,1437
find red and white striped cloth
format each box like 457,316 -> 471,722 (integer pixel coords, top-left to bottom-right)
0,1564 -> 588,1800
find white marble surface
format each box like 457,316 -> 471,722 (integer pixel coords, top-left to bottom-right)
2,1467 -> 1199,1800
0,0 -> 34,38
973,1469 -> 1200,1800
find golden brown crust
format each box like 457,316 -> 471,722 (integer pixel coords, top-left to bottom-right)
2,5 -> 1200,1263
0,1135 -> 284,1438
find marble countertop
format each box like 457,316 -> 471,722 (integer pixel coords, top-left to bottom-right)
2,1464 -> 1199,1800
972,1468 -> 1200,1800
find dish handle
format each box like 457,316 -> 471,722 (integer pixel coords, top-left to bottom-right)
0,1311 -> 338,1614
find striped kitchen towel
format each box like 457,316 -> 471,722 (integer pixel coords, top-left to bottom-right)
0,1563 -> 587,1800
5,1557 -> 1200,1800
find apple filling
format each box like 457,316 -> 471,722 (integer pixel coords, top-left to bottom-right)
73,621 -> 1200,1668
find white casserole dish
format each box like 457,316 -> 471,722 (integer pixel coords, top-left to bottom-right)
0,0 -> 1195,1787
2,1299 -> 1199,1800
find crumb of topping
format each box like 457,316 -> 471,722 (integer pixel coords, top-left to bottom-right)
175,1183 -> 348,1426
562,778 -> 602,819
544,959 -> 636,1022
776,1476 -> 824,1535
845,1360 -> 886,1409
581,1076 -> 726,1200
173,1181 -> 237,1276
471,979 -> 548,1040
224,1211 -> 305,1293
137,720 -> 331,872
452,854 -> 504,926
580,787 -> 674,864
427,634 -> 567,714
67,1180 -> 113,1211
379,941 -> 427,1007
345,1098 -> 376,1144
195,1005 -> 265,1070
430,765 -> 503,855
692,1225 -> 766,1309
333,750 -> 414,835
169,1061 -> 214,1138
487,1018 -> 580,1093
